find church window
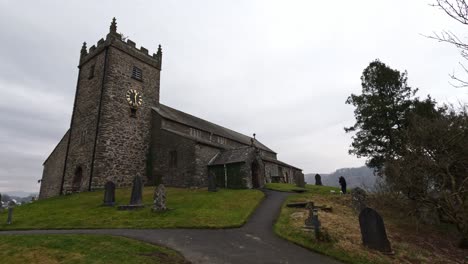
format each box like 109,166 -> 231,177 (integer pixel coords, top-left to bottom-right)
132,66 -> 143,81
88,64 -> 95,79
189,128 -> 202,138
169,150 -> 178,168
79,129 -> 87,145
217,137 -> 226,144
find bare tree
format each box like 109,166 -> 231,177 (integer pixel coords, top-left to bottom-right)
430,0 -> 468,87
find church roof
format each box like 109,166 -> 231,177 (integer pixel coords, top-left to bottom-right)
153,104 -> 276,153
208,147 -> 256,166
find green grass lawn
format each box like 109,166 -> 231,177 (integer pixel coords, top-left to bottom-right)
0,234 -> 187,264
0,187 -> 263,230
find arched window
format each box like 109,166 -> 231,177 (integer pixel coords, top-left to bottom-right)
72,167 -> 83,192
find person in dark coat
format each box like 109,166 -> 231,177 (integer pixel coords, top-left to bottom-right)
339,176 -> 347,194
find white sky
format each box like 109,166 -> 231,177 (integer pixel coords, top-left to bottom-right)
0,0 -> 467,193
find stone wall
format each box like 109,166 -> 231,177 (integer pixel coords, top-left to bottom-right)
151,112 -> 199,187
194,144 -> 221,186
39,130 -> 70,199
91,45 -> 160,188
62,51 -> 106,193
264,161 -> 278,183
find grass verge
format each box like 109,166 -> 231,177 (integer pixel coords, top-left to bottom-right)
0,234 -> 187,264
0,187 -> 263,230
273,184 -> 465,264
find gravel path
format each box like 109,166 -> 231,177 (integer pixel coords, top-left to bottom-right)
0,190 -> 341,264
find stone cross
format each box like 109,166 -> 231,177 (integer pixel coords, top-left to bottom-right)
102,181 -> 115,206
129,176 -> 143,206
359,207 -> 392,253
152,184 -> 167,212
351,187 -> 367,213
208,173 -> 217,192
7,201 -> 15,225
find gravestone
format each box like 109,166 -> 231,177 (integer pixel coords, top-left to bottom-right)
117,176 -> 144,210
296,175 -> 305,188
359,207 -> 392,253
351,187 -> 367,213
7,201 -> 15,225
208,173 -> 217,192
0,193 -> 3,213
304,202 -> 315,228
152,184 -> 167,212
102,181 -> 115,206
315,174 -> 322,186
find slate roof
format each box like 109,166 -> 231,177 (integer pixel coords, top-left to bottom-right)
209,147 -> 256,166
153,104 -> 276,153
262,156 -> 302,171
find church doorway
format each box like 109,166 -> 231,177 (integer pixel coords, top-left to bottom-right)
72,167 -> 83,192
251,161 -> 260,188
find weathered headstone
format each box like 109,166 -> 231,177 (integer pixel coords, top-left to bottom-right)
296,174 -> 306,188
7,201 -> 15,225
102,181 -> 115,206
208,173 -> 217,192
152,184 -> 167,212
351,187 -> 367,213
359,207 -> 392,253
304,202 -> 315,228
315,174 -> 322,186
118,176 -> 144,210
129,176 -> 143,205
339,176 -> 347,194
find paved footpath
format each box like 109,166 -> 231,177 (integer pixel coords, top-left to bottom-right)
0,190 -> 342,264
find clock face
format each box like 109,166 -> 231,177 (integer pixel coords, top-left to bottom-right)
126,89 -> 143,108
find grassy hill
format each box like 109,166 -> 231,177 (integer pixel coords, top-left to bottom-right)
0,187 -> 263,230
271,184 -> 465,264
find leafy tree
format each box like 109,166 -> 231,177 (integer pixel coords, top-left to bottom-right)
385,105 -> 468,248
345,60 -> 417,171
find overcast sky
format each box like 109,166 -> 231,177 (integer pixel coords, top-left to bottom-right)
1,0 -> 467,193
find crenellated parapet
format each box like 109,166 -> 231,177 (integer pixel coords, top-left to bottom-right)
79,17 -> 162,70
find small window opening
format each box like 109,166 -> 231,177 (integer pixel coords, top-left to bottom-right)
189,128 -> 202,138
132,66 -> 143,81
169,150 -> 178,168
130,108 -> 137,118
88,64 -> 95,79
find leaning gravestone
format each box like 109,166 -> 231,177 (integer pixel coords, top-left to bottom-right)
304,202 -> 315,228
152,184 -> 167,212
118,176 -> 144,210
208,173 -> 217,192
351,187 -> 367,213
359,207 -> 392,253
102,181 -> 115,206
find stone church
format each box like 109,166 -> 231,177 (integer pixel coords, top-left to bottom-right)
39,19 -> 304,199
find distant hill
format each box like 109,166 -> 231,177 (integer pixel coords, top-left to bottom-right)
305,166 -> 377,190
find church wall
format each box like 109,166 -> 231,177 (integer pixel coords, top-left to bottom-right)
151,112 -> 199,187
91,46 -> 160,188
194,144 -> 221,187
62,51 -> 107,193
39,130 -> 70,199
264,161 -> 278,183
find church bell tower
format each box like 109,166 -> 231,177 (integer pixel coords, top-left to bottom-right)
60,18 -> 162,193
